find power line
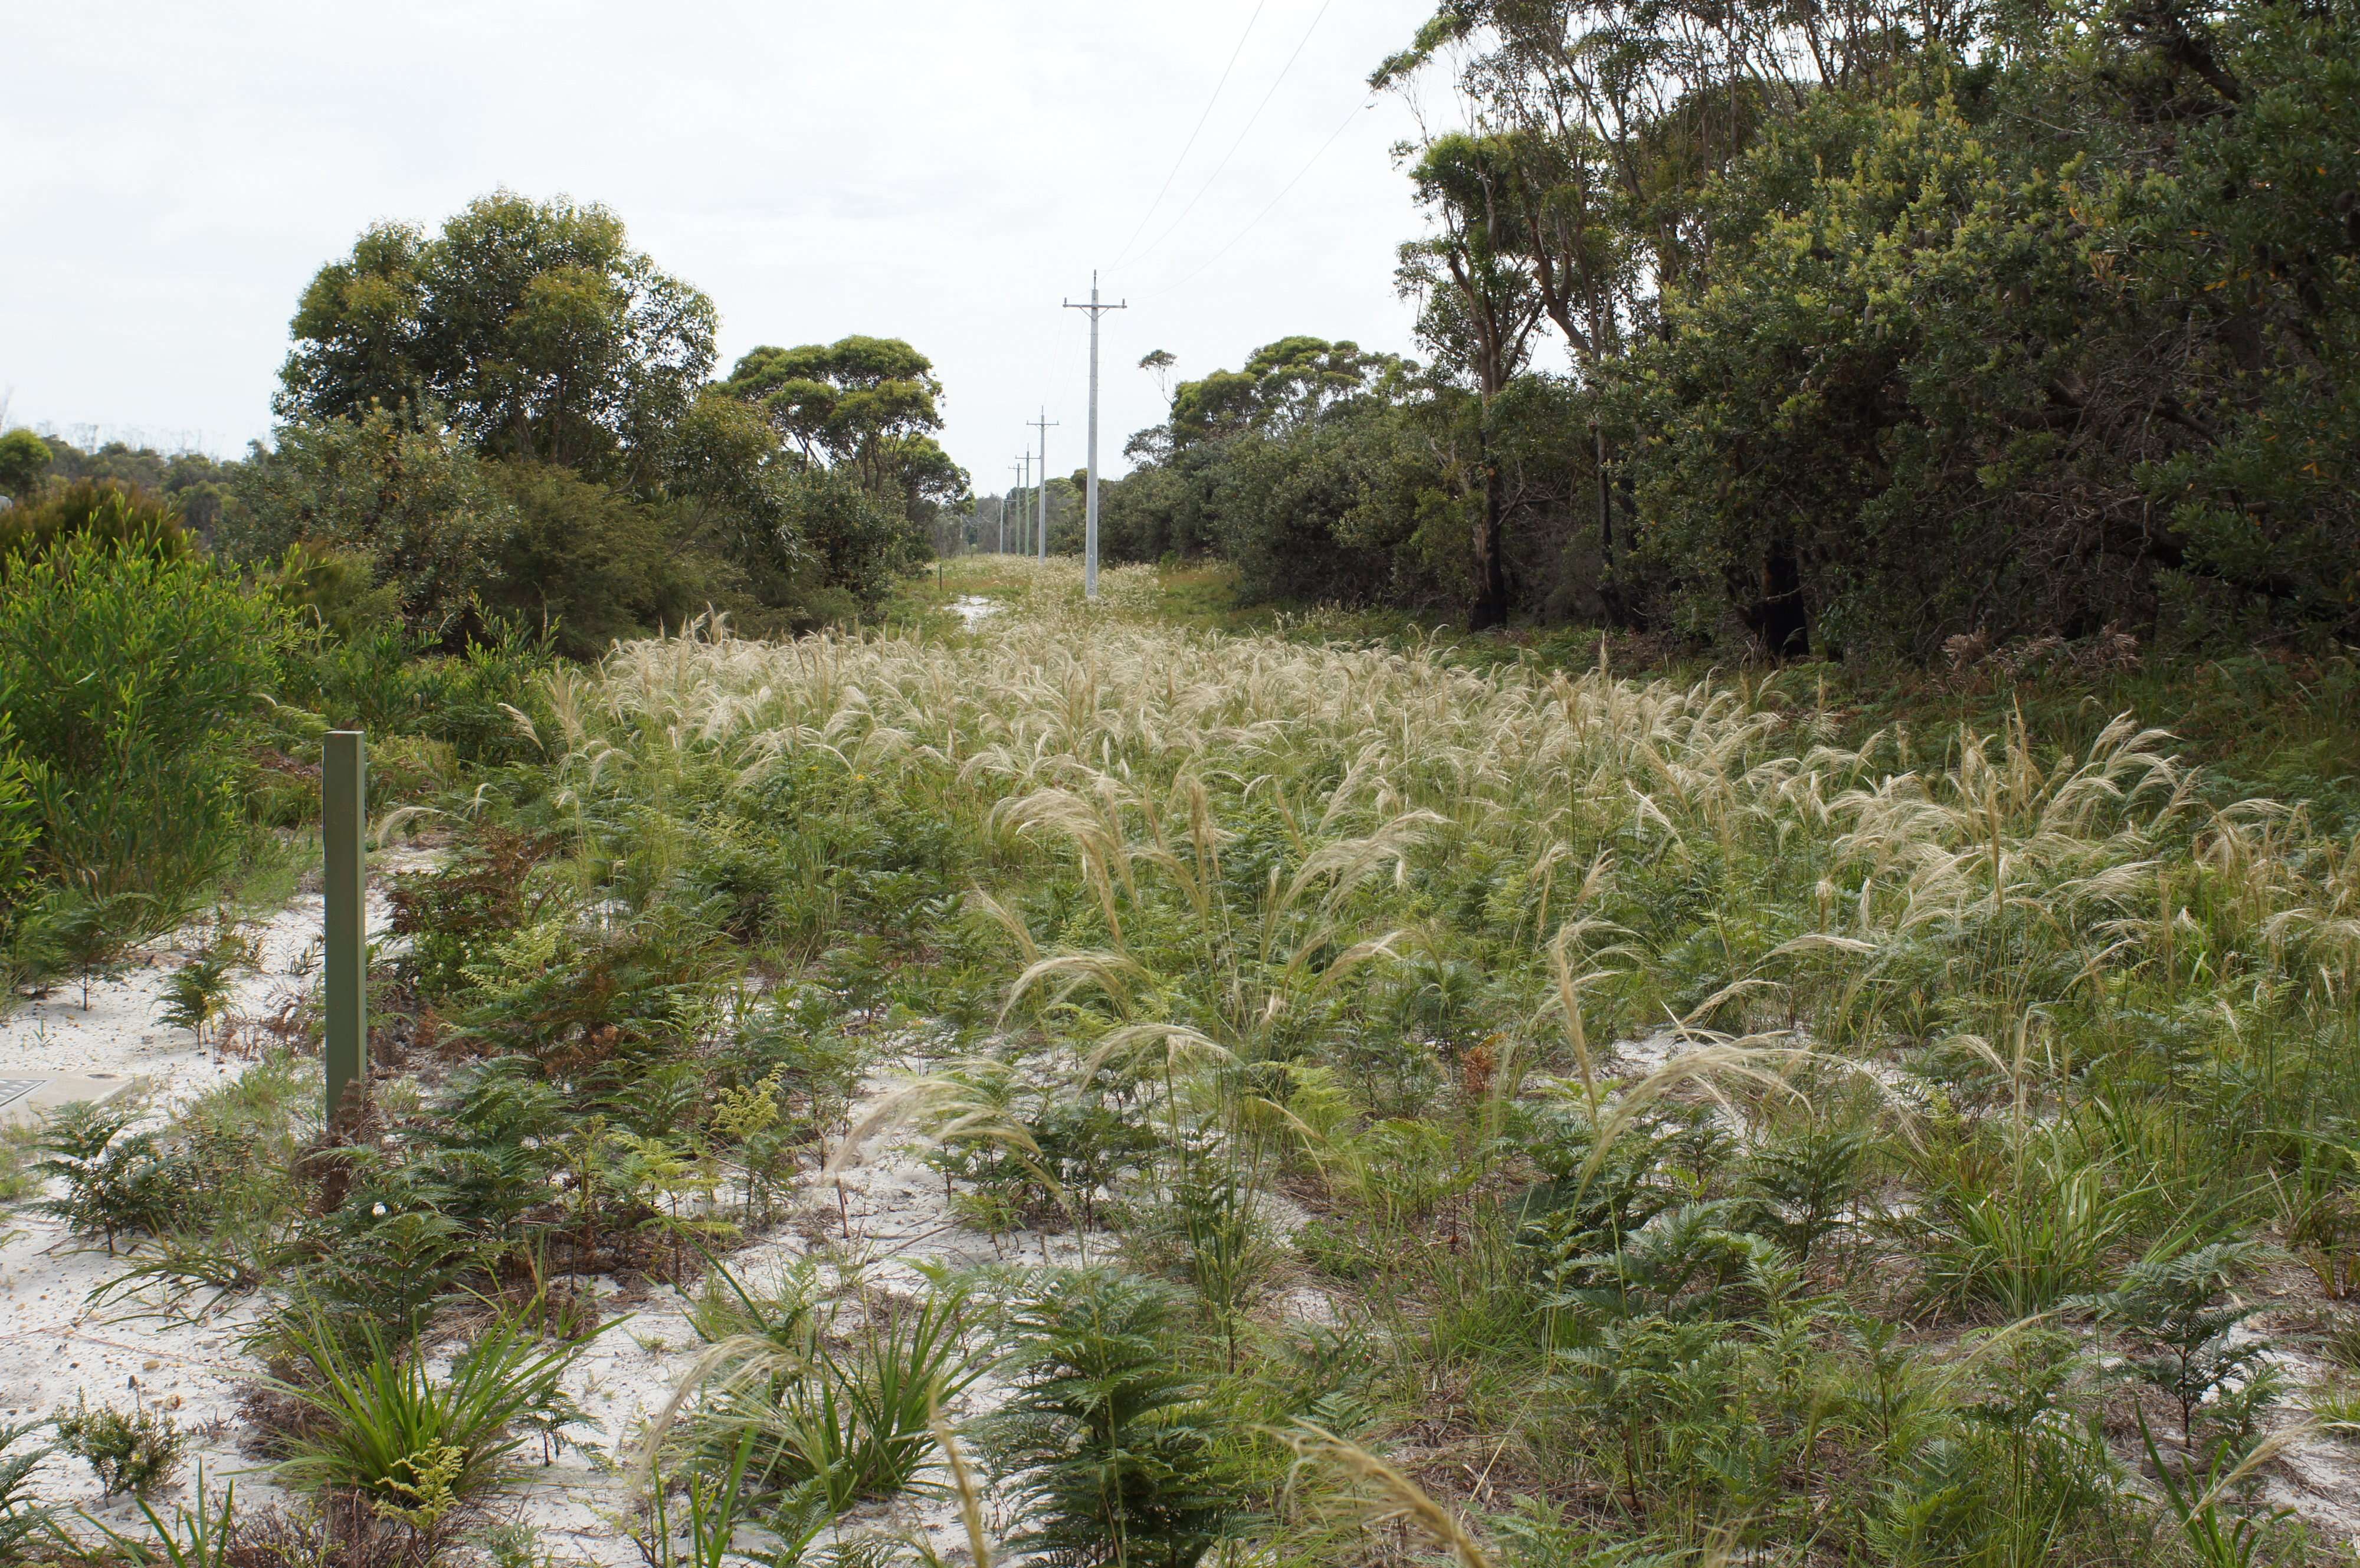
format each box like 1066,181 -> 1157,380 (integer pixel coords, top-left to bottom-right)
1108,0 -> 1270,271
1138,92 -> 1375,303
1116,0 -> 1339,274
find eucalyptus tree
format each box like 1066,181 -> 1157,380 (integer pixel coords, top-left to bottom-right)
277,191 -> 717,482
1397,131 -> 1547,629
721,336 -> 969,532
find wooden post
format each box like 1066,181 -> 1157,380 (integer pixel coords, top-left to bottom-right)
323,730 -> 368,1127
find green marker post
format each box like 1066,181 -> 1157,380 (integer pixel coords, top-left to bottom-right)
323,730 -> 368,1127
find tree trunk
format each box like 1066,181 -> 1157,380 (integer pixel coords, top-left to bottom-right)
1470,412 -> 1510,630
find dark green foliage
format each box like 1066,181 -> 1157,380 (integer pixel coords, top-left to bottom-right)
261,542 -> 405,641
722,335 -> 966,533
35,1101 -> 183,1252
276,611 -> 559,769
2077,1239 -> 2276,1445
0,477 -> 189,562
1122,0 -> 2359,657
480,459 -> 735,658
770,464 -> 919,622
0,428 -> 50,499
0,536 -> 293,905
983,1269 -> 1241,1568
54,1398 -> 186,1498
277,191 -> 716,479
225,406 -> 506,635
22,435 -> 235,532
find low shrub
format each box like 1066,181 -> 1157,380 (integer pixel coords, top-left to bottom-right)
35,1100 -> 183,1252
54,1395 -> 186,1497
0,477 -> 188,562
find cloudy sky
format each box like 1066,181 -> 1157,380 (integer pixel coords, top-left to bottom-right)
0,0 -> 1457,490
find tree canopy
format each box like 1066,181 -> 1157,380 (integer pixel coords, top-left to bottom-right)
277,191 -> 717,480
1099,0 -> 2360,658
721,336 -> 968,530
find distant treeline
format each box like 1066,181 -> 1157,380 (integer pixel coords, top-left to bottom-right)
1099,0 -> 2358,660
1,192 -> 971,656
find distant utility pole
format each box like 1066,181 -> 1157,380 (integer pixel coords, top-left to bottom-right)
1018,452 -> 1033,553
1063,271 -> 1127,598
1010,457 -> 1031,554
1028,408 -> 1059,560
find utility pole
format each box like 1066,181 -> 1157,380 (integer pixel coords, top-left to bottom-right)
1028,408 -> 1058,560
1008,458 -> 1028,553
1063,271 -> 1126,598
1018,452 -> 1032,553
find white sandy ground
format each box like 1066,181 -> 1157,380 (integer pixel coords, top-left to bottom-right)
1,849 -> 440,1536
0,862 -> 1124,1563
11,896 -> 2360,1560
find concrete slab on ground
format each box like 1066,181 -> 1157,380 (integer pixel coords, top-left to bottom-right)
0,1074 -> 132,1128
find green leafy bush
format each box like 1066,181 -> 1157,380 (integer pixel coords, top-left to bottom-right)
0,428 -> 50,500
0,535 -> 293,908
54,1396 -> 186,1497
0,477 -> 188,562
226,406 -> 505,636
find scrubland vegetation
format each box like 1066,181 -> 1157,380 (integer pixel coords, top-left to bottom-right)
1096,0 -> 2360,661
6,0 -> 2360,1558
8,552 -> 2360,1566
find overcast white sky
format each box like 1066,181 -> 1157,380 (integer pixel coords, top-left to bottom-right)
0,0 -> 1453,490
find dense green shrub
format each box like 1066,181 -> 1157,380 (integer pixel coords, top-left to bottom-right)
0,428 -> 49,500
482,459 -> 737,657
1100,0 -> 2359,658
0,478 -> 188,562
226,407 -> 506,636
273,612 -> 559,769
0,536 -> 293,906
0,716 -> 32,928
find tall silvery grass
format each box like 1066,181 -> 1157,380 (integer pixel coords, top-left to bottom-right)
545,558 -> 2360,1563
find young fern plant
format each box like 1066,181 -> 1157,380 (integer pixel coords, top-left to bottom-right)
981,1268 -> 1243,1568
34,1100 -> 181,1252
158,950 -> 236,1047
